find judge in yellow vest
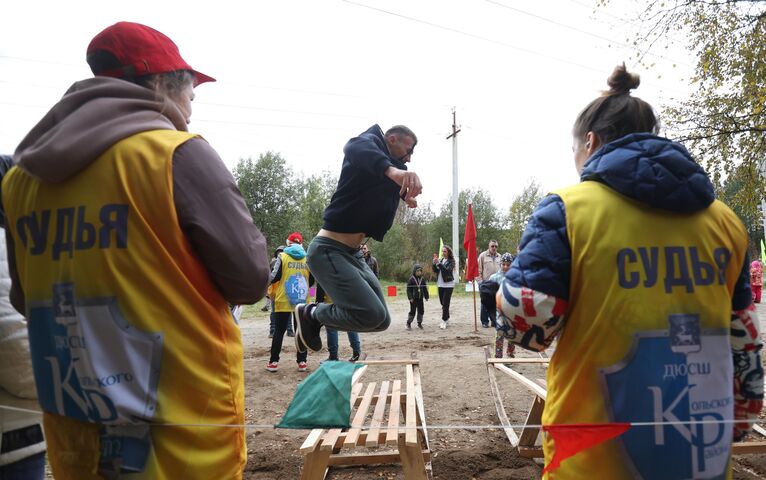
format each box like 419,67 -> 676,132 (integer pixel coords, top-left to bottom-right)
3,22 -> 269,479
497,65 -> 762,479
265,232 -> 310,373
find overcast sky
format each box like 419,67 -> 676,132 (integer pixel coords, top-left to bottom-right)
1,0 -> 694,211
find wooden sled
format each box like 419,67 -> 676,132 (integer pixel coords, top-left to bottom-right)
484,347 -> 766,458
299,358 -> 431,479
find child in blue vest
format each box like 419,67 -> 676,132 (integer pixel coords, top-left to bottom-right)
405,264 -> 429,329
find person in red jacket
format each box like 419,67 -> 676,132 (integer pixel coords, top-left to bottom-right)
750,260 -> 762,303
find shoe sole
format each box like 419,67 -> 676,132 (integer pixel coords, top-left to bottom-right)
294,304 -> 324,352
293,304 -> 321,352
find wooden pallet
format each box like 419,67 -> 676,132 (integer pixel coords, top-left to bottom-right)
484,347 -> 766,458
299,358 -> 431,479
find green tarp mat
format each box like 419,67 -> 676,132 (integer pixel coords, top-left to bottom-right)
275,361 -> 364,429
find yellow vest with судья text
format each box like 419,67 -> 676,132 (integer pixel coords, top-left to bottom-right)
541,181 -> 746,480
273,250 -> 310,312
1,129 -> 246,479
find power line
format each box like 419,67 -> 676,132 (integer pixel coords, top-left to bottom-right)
195,102 -> 369,120
565,0 -> 689,47
0,68 -> 451,110
339,0 -> 689,96
482,0 -> 690,67
339,0 -> 605,74
0,55 -> 81,68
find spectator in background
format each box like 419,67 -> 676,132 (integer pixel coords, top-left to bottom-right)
432,245 -> 456,329
268,245 -> 293,338
0,155 -> 45,480
266,232 -> 310,372
478,239 -> 501,328
751,259 -> 762,303
405,263 -> 429,329
361,244 -> 379,278
491,253 -> 515,358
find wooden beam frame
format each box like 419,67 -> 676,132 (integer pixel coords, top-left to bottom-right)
485,353 -> 766,459
299,358 -> 431,479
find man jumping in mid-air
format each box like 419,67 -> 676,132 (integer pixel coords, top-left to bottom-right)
294,124 -> 422,352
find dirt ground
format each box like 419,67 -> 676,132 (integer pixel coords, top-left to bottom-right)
244,293 -> 766,480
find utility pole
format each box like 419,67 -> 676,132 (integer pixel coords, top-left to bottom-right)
446,108 -> 461,277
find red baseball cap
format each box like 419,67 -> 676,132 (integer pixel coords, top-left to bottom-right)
86,22 -> 215,86
287,232 -> 303,244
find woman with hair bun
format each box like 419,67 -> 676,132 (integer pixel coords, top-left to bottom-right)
497,64 -> 762,478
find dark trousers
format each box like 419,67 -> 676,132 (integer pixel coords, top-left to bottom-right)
437,287 -> 453,320
0,452 -> 45,480
480,303 -> 498,327
308,236 -> 390,332
407,298 -> 425,324
270,306 -> 293,336
269,312 -> 307,363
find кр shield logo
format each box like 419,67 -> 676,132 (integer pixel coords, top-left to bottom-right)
599,325 -> 732,480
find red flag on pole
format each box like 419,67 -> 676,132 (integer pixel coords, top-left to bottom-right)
542,423 -> 631,474
463,203 -> 478,281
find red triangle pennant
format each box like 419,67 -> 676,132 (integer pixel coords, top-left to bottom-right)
542,422 -> 631,474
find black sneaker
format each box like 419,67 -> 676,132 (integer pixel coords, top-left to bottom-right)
286,330 -> 295,337
349,352 -> 367,363
320,355 -> 339,364
293,304 -> 322,353
417,323 -> 423,329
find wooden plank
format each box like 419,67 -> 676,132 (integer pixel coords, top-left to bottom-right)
411,363 -> 430,452
365,380 -> 390,447
487,358 -> 550,365
517,446 -> 544,458
351,365 -> 368,385
358,359 -> 419,365
494,364 -> 547,400
405,364 -> 418,447
732,441 -> 766,455
319,382 -> 364,451
300,429 -> 325,454
518,396 -> 545,448
483,346 -> 520,447
353,392 -> 394,407
327,450 -> 432,466
752,424 -> 766,438
386,379 -> 402,446
343,382 -> 376,447
300,444 -> 331,480
398,434 -> 428,479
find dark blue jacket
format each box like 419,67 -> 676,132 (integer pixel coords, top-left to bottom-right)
322,125 -> 407,241
507,133 -> 751,309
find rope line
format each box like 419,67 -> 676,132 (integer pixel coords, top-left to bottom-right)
1,404 -> 759,431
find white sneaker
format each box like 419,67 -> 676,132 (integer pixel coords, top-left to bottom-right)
439,321 -> 446,329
